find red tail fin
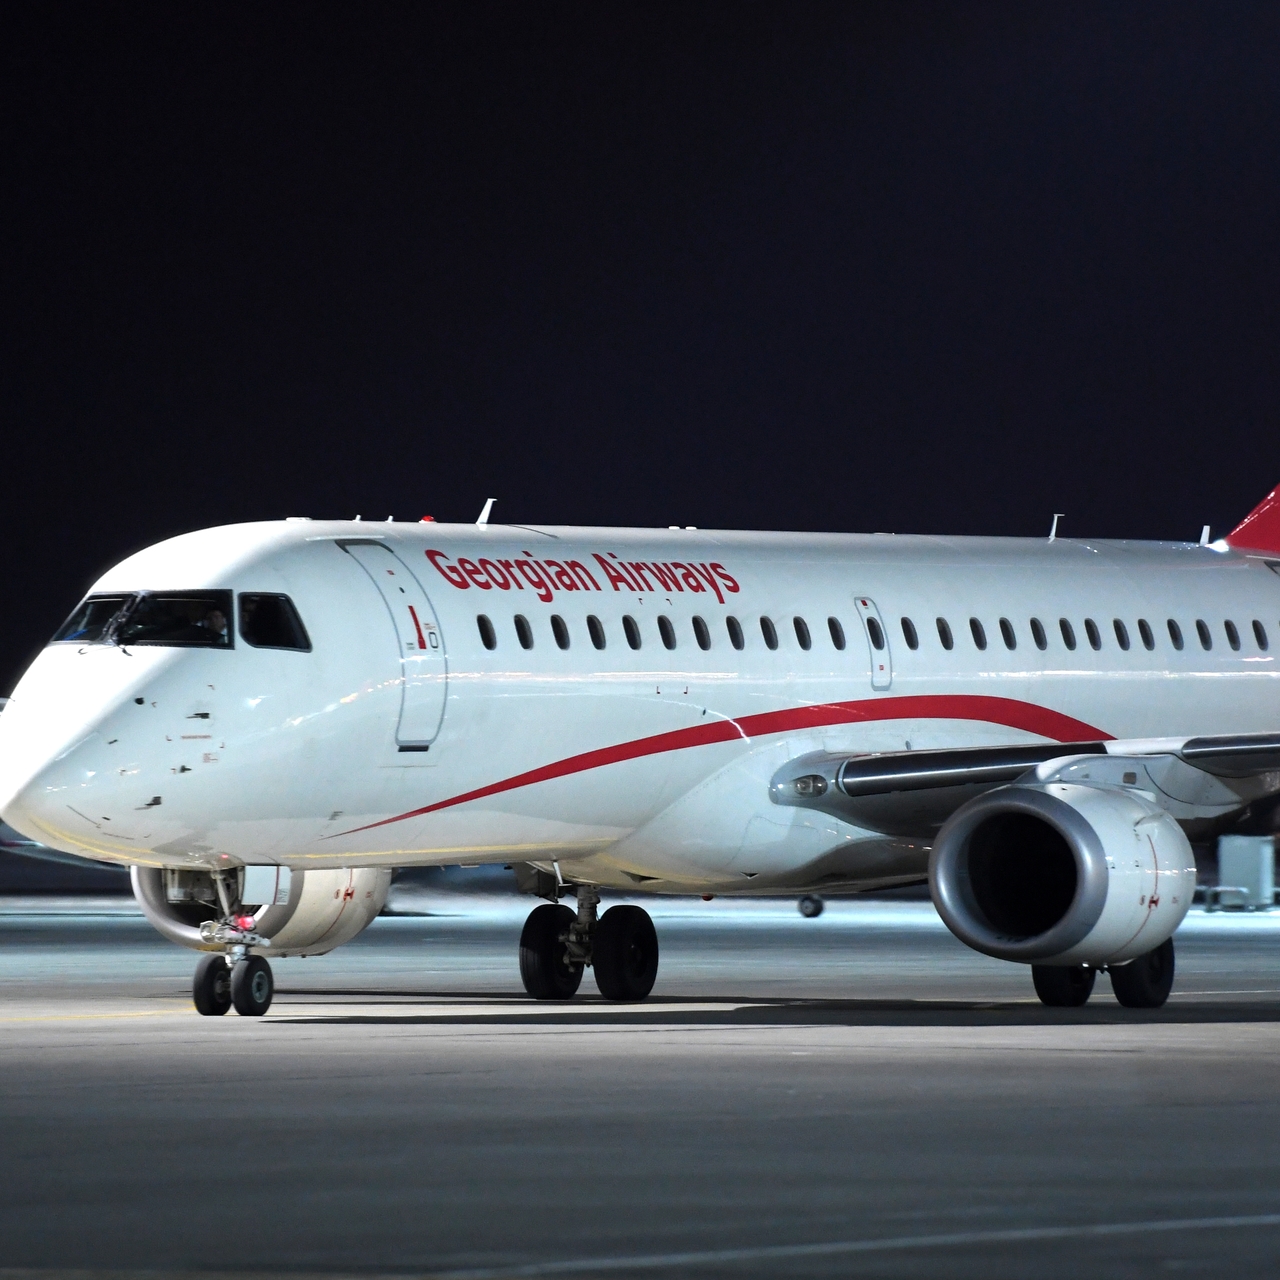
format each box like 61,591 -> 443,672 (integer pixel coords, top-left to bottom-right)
1226,485 -> 1280,553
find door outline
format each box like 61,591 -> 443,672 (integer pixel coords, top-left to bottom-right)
853,595 -> 893,690
339,540 -> 447,747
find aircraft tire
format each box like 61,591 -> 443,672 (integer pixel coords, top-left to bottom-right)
230,955 -> 274,1016
1031,963 -> 1095,1007
593,905 -> 659,1002
519,903 -> 583,1000
1109,938 -> 1175,1009
798,894 -> 824,918
193,953 -> 232,1016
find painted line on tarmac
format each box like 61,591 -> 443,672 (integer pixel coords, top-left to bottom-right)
421,1212 -> 1280,1278
7,1212 -> 1278,1279
268,1001 -> 755,1021
0,1006 -> 191,1024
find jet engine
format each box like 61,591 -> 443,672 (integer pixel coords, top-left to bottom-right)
929,782 -> 1196,967
131,865 -> 391,957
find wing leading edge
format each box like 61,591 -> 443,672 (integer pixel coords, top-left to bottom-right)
772,734 -> 1280,838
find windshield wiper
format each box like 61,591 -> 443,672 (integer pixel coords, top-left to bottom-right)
103,593 -> 144,647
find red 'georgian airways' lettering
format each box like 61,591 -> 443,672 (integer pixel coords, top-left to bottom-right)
424,549 -> 740,602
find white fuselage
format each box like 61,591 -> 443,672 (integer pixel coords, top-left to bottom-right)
1,520 -> 1278,894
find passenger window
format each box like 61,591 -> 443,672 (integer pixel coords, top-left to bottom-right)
901,617 -> 919,650
1030,617 -> 1047,650
623,615 -> 642,650
587,615 -> 606,650
760,617 -> 778,650
999,618 -> 1016,650
828,617 -> 846,650
658,616 -> 676,650
1138,619 -> 1155,650
514,615 -> 534,650
866,616 -> 886,650
1167,619 -> 1184,650
1113,619 -> 1130,651
551,614 -> 570,650
794,617 -> 811,650
727,616 -> 745,650
1084,618 -> 1102,650
937,617 -> 954,650
969,618 -> 987,651
238,594 -> 308,651
1253,620 -> 1269,650
1059,618 -> 1077,650
1196,619 -> 1212,650
693,616 -> 711,650
1225,620 -> 1241,651
476,615 -> 497,650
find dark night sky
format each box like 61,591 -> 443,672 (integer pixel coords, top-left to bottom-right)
2,3 -> 1278,693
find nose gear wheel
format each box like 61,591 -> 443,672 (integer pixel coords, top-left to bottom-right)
193,953 -> 232,1016
231,954 -> 274,1016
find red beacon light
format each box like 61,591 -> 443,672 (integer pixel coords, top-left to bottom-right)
420,515 -> 436,522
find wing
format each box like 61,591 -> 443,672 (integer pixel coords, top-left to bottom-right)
771,733 -> 1280,838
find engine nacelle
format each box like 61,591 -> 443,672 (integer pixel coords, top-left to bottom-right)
131,865 -> 391,957
929,782 -> 1196,967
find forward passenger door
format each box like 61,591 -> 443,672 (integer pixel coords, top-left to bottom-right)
340,541 -> 448,749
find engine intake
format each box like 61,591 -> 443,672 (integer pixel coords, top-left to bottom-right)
929,782 -> 1196,967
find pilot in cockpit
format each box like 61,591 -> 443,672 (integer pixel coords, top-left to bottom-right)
200,606 -> 229,644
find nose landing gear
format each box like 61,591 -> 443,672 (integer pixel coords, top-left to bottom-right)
190,870 -> 275,1017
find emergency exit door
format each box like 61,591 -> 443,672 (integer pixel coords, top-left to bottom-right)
853,595 -> 893,691
341,541 -> 447,748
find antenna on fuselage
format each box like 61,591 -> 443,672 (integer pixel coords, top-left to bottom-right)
1200,525 -> 1211,546
1048,513 -> 1064,542
476,498 -> 496,527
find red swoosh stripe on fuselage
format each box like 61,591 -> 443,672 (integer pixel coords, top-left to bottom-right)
330,695 -> 1110,838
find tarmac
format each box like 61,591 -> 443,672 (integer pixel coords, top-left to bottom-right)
1,891 -> 1278,1278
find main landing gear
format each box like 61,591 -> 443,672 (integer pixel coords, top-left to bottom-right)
519,886 -> 660,1002
1031,938 -> 1176,1010
191,871 -> 275,1017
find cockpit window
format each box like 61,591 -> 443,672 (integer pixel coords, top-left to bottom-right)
52,595 -> 132,644
51,591 -> 233,648
116,592 -> 234,647
238,593 -> 311,651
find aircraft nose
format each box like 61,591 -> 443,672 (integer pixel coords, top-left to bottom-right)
0,645 -> 155,851
0,698 -> 91,825
0,713 -> 152,861
0,749 -> 90,848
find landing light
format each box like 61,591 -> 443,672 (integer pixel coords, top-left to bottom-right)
793,775 -> 827,797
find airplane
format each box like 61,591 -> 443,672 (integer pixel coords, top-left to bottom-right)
3,488 -> 1280,1018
